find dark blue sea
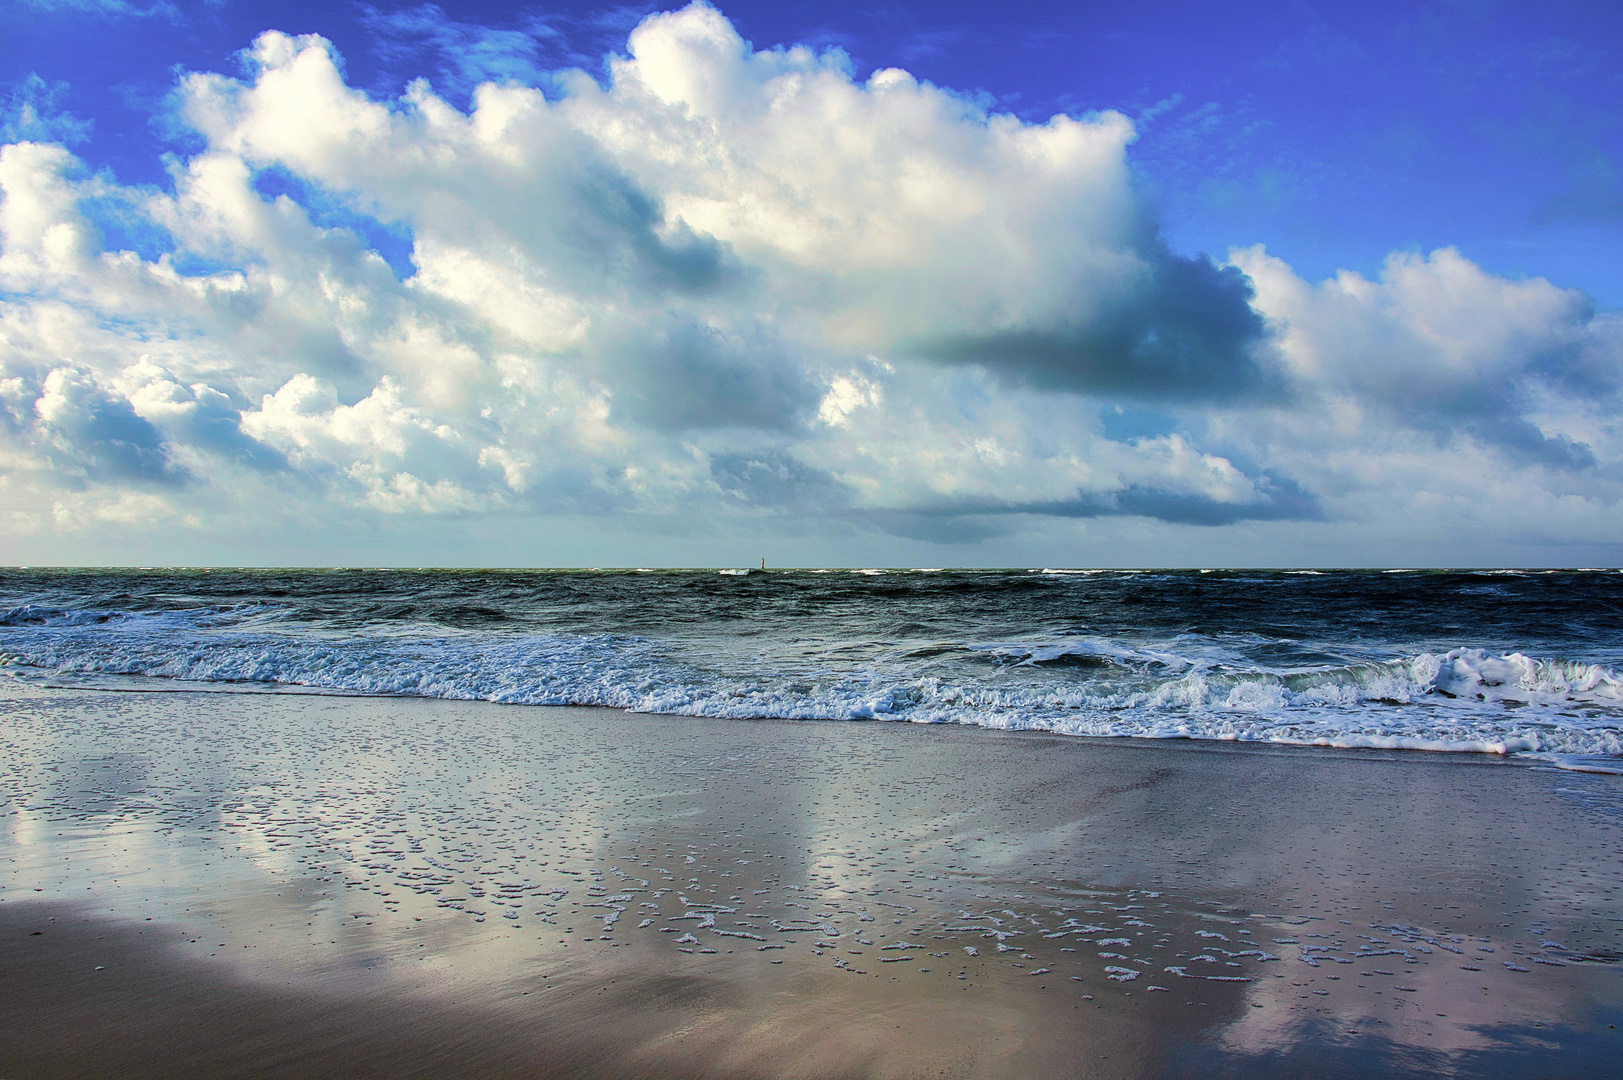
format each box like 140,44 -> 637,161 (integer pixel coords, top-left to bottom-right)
2,566 -> 1619,769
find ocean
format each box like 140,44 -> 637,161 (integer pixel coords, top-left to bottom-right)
2,566 -> 1619,771
4,566 -> 1622,1075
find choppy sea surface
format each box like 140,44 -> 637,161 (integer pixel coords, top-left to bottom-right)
2,567 -> 1620,769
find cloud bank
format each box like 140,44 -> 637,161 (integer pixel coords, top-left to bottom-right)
0,2 -> 1618,561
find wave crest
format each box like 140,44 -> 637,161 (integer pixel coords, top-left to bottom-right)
2,610 -> 1618,762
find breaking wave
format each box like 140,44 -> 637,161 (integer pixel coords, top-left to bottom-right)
2,599 -> 1619,764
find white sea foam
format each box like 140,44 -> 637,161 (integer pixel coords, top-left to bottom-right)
2,609 -> 1619,765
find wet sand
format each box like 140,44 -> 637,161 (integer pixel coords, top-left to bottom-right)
0,680 -> 1620,1077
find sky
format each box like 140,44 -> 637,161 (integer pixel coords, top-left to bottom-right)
0,0 -> 1619,567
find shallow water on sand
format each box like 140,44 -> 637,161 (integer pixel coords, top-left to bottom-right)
1,683 -> 1621,1077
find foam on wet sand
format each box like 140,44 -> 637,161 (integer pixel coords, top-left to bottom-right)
1,681 -> 1619,1077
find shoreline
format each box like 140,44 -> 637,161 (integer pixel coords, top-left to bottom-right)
1,682 -> 1620,1077
20,670 -> 1621,773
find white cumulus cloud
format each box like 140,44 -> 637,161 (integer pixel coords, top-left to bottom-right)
0,1 -> 1618,564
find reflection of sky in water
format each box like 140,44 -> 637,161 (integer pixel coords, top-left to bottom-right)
1,680 -> 1619,1071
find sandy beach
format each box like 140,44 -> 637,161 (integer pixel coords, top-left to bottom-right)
1,680 -> 1619,1078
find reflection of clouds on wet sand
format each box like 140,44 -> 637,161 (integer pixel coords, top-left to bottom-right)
0,681 -> 1619,1075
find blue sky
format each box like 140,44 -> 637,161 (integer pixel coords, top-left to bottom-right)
0,0 -> 1620,565
10,0 -> 1619,303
